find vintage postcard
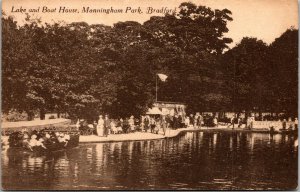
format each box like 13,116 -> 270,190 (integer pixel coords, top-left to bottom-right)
1,0 -> 298,190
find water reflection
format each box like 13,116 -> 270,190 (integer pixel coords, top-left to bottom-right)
2,132 -> 298,190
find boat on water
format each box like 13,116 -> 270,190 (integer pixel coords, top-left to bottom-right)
7,126 -> 80,154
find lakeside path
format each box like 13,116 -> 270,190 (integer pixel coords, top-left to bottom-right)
2,118 -> 71,129
79,127 -> 271,143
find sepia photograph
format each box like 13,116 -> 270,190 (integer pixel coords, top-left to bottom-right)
1,0 -> 298,190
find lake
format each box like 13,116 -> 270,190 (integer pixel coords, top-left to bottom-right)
1,131 -> 298,190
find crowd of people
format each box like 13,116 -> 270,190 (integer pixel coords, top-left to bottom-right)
77,113 -> 207,137
78,113 -> 299,137
8,129 -> 78,151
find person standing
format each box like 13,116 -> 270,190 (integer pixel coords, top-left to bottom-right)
150,117 -> 156,133
189,114 -> 194,127
238,117 -> 243,128
288,117 -> 293,130
230,116 -> 235,129
97,115 -> 104,137
213,117 -> 218,127
104,115 -> 110,137
161,116 -> 167,135
184,116 -> 190,128
198,114 -> 203,129
129,116 -> 135,133
173,115 -> 179,129
282,119 -> 287,130
194,114 -> 198,128
144,116 -> 150,132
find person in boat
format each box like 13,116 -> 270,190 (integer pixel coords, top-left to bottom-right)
28,134 -> 38,151
22,132 -> 30,148
36,138 -> 47,149
58,133 -> 70,146
43,133 -> 52,146
97,115 -> 104,137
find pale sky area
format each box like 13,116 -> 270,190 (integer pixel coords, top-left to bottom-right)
2,0 -> 298,47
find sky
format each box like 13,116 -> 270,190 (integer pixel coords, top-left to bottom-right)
2,0 -> 298,47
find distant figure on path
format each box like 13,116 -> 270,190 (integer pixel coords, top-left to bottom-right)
144,116 -> 150,132
213,117 -> 218,127
129,116 -> 135,133
238,117 -> 243,128
184,116 -> 190,128
282,119 -> 287,130
104,115 -> 110,137
288,117 -> 293,130
161,116 -> 167,135
173,115 -> 180,129
189,114 -> 194,127
117,118 -> 123,134
97,115 -> 104,137
150,118 -> 156,133
198,114 -> 203,129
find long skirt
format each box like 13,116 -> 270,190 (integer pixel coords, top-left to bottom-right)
97,125 -> 104,136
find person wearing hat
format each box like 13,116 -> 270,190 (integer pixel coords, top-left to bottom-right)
97,115 -> 104,137
28,134 -> 38,151
22,132 -> 30,148
129,115 -> 135,133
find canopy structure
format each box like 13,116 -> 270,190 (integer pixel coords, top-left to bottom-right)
146,107 -> 163,115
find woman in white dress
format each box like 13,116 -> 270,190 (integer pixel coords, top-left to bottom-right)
97,115 -> 104,136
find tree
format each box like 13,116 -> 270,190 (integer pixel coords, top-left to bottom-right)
267,28 -> 298,116
221,37 -> 269,118
143,2 -> 233,112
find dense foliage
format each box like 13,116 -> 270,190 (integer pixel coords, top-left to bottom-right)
2,2 -> 298,120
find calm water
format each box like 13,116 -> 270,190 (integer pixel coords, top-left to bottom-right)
2,131 -> 298,190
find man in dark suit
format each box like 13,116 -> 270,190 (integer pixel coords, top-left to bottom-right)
104,115 -> 110,137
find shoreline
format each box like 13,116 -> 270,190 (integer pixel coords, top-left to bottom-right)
79,127 -> 278,143
2,126 -> 295,145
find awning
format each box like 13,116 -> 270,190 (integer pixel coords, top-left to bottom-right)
146,107 -> 163,115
